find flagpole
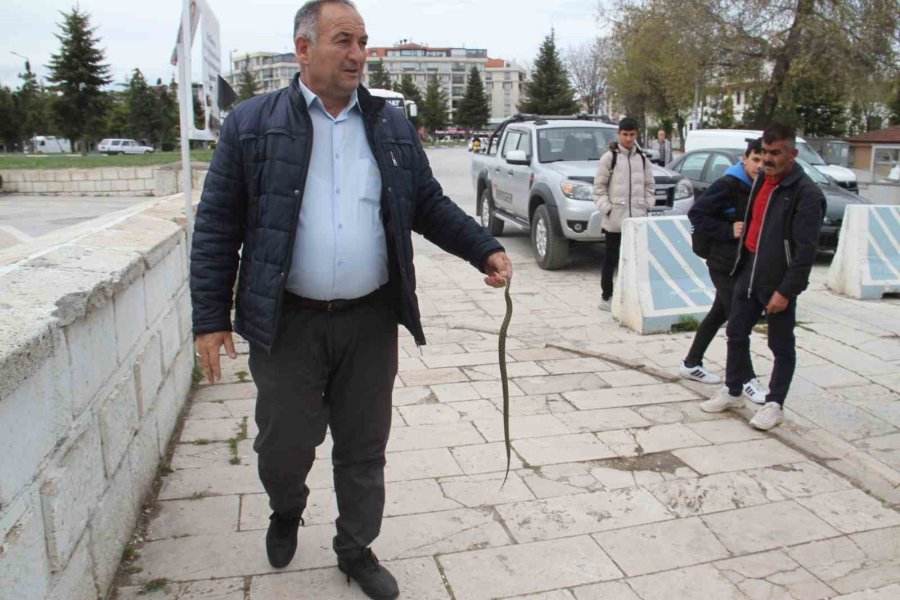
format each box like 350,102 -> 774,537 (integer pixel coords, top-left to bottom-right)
178,0 -> 194,248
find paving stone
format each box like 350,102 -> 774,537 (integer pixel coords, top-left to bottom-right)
673,438 -> 806,474
392,386 -> 435,406
633,423 -> 710,454
794,489 -> 900,533
832,583 -> 900,599
438,471 -> 535,507
686,418 -> 767,444
398,367 -> 468,387
513,433 -> 616,466
788,396 -> 897,441
384,448 -> 463,482
239,490 -> 337,530
598,370 -> 661,387
635,401 -> 729,425
519,463 -> 605,499
386,422 -> 485,453
508,348 -> 577,361
376,507 -> 511,560
627,564 -> 746,600
439,536 -> 622,600
497,488 -> 673,542
470,414 -> 571,442
384,479 -> 463,516
702,500 -> 840,554
507,591 -> 576,599
795,364 -> 870,388
745,462 -> 854,499
399,357 -> 428,372
555,408 -> 651,433
170,442 -> 237,470
399,403 -> 467,426
180,418 -> 244,443
855,433 -> 900,471
250,557 -> 448,599
593,516 -> 729,576
571,580 -> 642,600
564,384 -> 698,410
788,527 -> 900,594
188,398 -> 255,420
469,378 -> 525,399
515,373 -> 609,395
647,470 -> 784,517
451,441 -> 526,475
430,381 -> 482,402
713,549 -> 837,600
192,382 -> 257,402
117,578 -> 245,600
451,399 -> 504,420
538,357 -> 615,374
147,495 -> 239,540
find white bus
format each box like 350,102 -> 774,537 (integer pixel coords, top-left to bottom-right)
367,88 -> 418,120
31,136 -> 72,154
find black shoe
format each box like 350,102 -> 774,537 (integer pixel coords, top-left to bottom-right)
266,511 -> 303,569
338,548 -> 400,600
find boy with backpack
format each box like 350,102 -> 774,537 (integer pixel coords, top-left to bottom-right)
680,138 -> 765,404
593,117 -> 655,311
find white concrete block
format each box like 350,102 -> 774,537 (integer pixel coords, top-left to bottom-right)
143,251 -> 182,326
65,304 -> 118,417
39,170 -> 56,182
119,167 -> 136,180
87,169 -> 102,181
32,181 -> 48,193
89,460 -> 138,596
110,180 -> 129,192
54,170 -> 72,182
172,343 -> 195,403
155,371 -> 183,452
40,423 -> 106,571
70,169 -> 87,182
134,333 -> 163,415
95,181 -> 112,192
0,495 -> 52,600
613,216 -> 715,334
114,280 -> 147,364
827,205 -> 900,299
127,178 -> 146,192
97,375 -> 140,477
128,410 -> 161,504
174,288 -> 193,342
159,308 -> 182,369
100,168 -> 119,180
0,343 -> 72,509
47,535 -> 97,600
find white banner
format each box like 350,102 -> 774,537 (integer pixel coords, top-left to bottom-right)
171,0 -> 221,141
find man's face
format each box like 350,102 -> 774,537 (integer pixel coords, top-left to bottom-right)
295,3 -> 368,104
657,130 -> 666,141
618,129 -> 638,150
760,139 -> 797,179
742,150 -> 763,180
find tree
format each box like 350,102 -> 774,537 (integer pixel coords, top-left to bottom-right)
237,69 -> 260,102
398,73 -> 423,125
456,66 -> 490,130
14,60 -> 52,146
156,78 -> 180,150
104,89 -> 129,137
46,7 -> 112,154
125,68 -> 160,145
889,77 -> 900,126
519,30 -> 580,115
0,87 -> 22,151
367,59 -> 392,89
419,76 -> 448,133
566,40 -> 608,114
707,95 -> 736,129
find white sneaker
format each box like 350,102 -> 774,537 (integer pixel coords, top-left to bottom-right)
750,402 -> 784,430
679,362 -> 722,385
742,378 -> 766,405
598,299 -> 611,312
701,387 -> 744,413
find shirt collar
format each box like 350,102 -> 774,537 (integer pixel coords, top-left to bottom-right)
297,77 -> 361,119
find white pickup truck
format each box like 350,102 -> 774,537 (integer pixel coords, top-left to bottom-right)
471,114 -> 694,269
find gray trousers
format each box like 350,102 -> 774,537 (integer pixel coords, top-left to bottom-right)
248,291 -> 398,560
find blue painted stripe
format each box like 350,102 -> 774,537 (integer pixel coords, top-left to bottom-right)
867,208 -> 900,283
648,261 -> 687,310
648,224 -> 712,307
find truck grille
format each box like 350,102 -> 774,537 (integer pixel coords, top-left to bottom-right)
654,182 -> 675,208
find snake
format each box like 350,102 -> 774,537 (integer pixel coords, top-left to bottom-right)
499,276 -> 513,487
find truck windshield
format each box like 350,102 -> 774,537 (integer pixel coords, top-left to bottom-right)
537,127 -> 618,163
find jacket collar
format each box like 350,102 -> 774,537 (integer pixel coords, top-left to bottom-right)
289,73 -> 386,123
775,162 -> 805,187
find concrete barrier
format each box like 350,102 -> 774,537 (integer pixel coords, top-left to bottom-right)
0,194 -> 194,600
827,204 -> 900,299
0,164 -> 208,197
612,215 -> 715,334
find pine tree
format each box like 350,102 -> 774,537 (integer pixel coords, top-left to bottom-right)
14,61 -> 51,145
367,59 -> 392,89
456,66 -> 490,130
519,30 -> 580,115
237,69 -> 260,102
104,89 -> 129,138
0,87 -> 22,150
420,76 -> 448,133
46,7 -> 112,154
125,69 -> 161,145
156,78 -> 179,150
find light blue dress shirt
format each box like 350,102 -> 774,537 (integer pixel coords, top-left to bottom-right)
285,79 -> 389,301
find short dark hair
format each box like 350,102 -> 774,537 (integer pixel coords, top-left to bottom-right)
294,0 -> 357,43
761,123 -> 796,147
618,117 -> 639,132
744,137 -> 763,156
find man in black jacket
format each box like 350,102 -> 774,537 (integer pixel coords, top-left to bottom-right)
680,139 -> 764,405
189,2 -> 511,597
701,124 -> 824,430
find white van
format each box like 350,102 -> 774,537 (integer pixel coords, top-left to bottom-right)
685,129 -> 858,192
31,136 -> 72,154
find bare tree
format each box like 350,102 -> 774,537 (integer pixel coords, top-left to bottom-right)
566,40 -> 609,114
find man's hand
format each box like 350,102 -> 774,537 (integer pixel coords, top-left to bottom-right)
766,291 -> 790,314
195,331 -> 238,384
733,221 -> 745,239
483,251 -> 513,288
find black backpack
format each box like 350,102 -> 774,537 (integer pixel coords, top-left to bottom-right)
608,141 -> 647,175
690,176 -> 747,260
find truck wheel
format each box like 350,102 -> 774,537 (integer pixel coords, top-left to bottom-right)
531,204 -> 569,270
479,188 -> 504,236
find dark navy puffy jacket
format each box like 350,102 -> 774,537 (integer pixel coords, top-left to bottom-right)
190,74 -> 503,351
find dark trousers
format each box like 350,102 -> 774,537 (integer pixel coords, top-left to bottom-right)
601,230 -> 622,301
725,261 -> 797,405
684,269 -> 756,382
248,292 -> 398,560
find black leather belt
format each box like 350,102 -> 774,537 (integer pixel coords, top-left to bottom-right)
283,287 -> 385,312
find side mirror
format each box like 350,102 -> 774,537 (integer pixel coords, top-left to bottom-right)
506,149 -> 530,165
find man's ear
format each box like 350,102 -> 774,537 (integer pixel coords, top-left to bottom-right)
295,36 -> 312,66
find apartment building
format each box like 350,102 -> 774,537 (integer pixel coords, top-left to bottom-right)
227,52 -> 297,94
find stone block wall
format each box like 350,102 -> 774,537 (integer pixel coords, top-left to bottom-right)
0,164 -> 208,197
0,194 -> 195,600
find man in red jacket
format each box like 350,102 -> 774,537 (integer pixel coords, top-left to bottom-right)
700,124 -> 824,430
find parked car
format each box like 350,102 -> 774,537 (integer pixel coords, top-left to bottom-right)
31,136 -> 72,154
666,148 -> 870,250
98,138 -> 154,155
471,114 -> 694,269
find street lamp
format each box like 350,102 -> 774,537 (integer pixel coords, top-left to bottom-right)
10,50 -> 31,71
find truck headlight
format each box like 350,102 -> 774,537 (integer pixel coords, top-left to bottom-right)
674,178 -> 693,201
823,215 -> 836,225
560,180 -> 594,201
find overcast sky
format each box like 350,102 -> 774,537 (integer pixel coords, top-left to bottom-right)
1,0 -> 606,89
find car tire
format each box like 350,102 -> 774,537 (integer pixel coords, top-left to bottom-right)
479,188 -> 504,236
531,204 -> 569,270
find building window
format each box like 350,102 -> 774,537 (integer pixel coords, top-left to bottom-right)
452,75 -> 465,84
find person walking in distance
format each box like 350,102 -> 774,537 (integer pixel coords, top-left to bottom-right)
189,2 -> 512,598
650,128 -> 672,165
679,138 -> 765,404
593,117 -> 655,311
700,124 -> 824,430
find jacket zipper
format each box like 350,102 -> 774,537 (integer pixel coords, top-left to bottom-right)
390,150 -> 399,167
627,149 -> 633,218
747,184 -> 779,298
730,175 -> 763,277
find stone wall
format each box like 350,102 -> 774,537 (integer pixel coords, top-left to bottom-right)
0,194 -> 195,600
0,164 -> 208,197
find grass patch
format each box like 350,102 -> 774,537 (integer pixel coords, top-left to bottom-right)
228,417 -> 249,465
158,462 -> 174,477
670,315 -> 701,333
140,578 -> 170,594
189,491 -> 208,500
0,150 -> 214,169
191,360 -> 204,391
234,370 -> 249,383
193,438 -> 210,446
